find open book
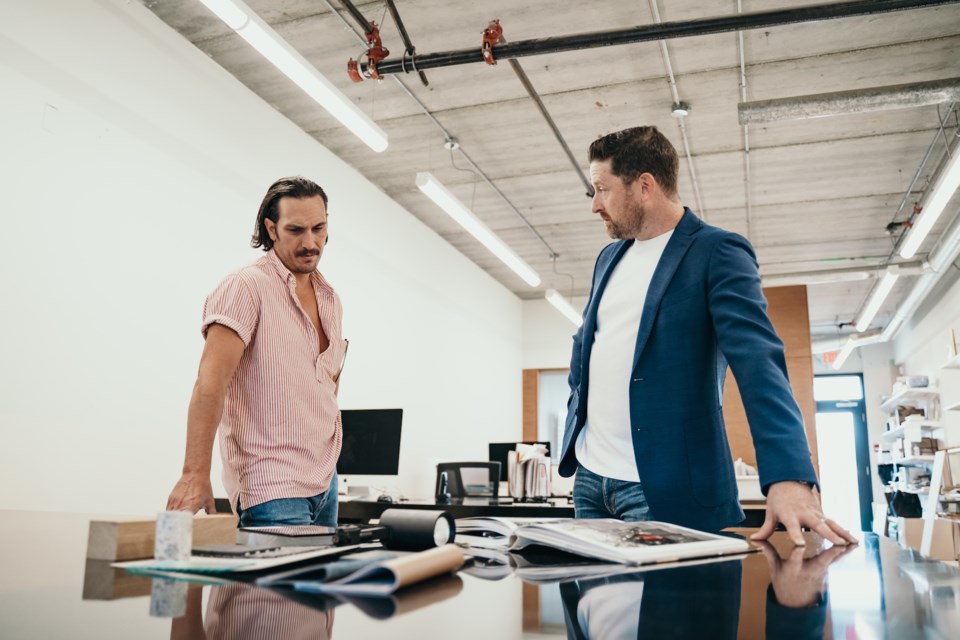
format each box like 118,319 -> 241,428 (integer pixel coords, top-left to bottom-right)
507,519 -> 753,566
256,545 -> 464,596
455,517 -> 562,550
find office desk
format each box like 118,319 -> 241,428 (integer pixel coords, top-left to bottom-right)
339,497 -> 768,527
3,509 -> 959,638
338,497 -> 575,522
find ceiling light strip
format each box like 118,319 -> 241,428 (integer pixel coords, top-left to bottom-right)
545,289 -> 583,327
855,266 -> 901,332
197,0 -> 388,152
899,144 -> 960,259
416,173 -> 541,287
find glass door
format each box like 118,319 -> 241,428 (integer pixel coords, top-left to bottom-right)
814,375 -> 872,532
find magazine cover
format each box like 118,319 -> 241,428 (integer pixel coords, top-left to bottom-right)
508,519 -> 753,566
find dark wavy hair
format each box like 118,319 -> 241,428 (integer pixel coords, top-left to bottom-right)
251,176 -> 329,251
588,126 -> 679,196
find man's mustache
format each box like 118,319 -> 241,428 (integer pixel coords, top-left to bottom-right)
296,249 -> 320,257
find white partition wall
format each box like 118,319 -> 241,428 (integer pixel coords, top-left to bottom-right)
0,0 -> 523,515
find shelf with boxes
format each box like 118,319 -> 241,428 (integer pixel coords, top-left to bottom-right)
877,379 -> 942,471
882,350 -> 960,562
920,447 -> 960,563
876,377 -> 942,540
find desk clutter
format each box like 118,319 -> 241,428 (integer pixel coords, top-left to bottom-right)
90,507 -> 756,623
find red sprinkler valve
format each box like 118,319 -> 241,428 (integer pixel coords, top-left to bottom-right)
347,22 -> 391,82
481,19 -> 502,65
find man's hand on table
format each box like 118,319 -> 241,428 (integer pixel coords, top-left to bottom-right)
756,539 -> 855,608
751,481 -> 859,547
166,473 -> 216,514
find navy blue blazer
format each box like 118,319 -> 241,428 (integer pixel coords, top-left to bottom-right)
559,208 -> 818,532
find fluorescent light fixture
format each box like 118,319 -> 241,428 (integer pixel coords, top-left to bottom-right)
197,0 -> 388,152
415,172 -> 541,287
900,146 -> 960,259
832,333 -> 883,371
855,265 -> 900,332
832,338 -> 858,370
546,289 -> 583,327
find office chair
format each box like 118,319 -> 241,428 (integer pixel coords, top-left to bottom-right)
435,462 -> 501,501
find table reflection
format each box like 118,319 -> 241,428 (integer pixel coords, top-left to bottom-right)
170,584 -> 334,640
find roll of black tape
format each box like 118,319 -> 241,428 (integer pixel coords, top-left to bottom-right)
379,509 -> 456,551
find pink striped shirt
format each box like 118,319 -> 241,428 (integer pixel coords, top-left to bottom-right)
202,250 -> 345,512
206,584 -> 334,639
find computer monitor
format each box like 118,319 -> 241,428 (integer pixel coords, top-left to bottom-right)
337,409 -> 403,475
488,441 -> 551,481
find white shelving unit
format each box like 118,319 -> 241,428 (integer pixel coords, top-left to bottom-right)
877,383 -> 941,549
879,387 -> 941,414
920,447 -> 960,562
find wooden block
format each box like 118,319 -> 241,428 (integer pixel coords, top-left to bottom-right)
82,559 -> 152,600
86,514 -> 238,561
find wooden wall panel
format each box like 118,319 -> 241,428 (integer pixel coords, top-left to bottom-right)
723,285 -> 819,476
522,369 -> 539,442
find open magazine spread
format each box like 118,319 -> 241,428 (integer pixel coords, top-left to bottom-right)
455,517 -> 563,550
256,544 -> 465,596
507,519 -> 752,566
115,544 -> 366,574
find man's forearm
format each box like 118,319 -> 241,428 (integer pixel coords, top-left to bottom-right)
180,378 -> 227,475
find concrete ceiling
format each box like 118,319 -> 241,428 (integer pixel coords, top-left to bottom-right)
142,0 -> 960,340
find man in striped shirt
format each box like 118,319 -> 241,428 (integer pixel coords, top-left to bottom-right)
166,176 -> 346,527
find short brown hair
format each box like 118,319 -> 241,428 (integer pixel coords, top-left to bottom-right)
251,176 -> 329,251
588,126 -> 679,195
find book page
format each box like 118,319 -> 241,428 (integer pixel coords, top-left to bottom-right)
510,519 -> 751,565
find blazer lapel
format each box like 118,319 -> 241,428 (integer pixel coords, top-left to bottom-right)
631,209 -> 701,370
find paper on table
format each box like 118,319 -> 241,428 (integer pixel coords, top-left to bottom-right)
260,544 -> 464,596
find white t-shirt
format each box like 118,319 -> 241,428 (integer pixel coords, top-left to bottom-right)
577,231 -> 673,482
577,581 -> 645,639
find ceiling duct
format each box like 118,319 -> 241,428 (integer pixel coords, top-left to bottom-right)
738,78 -> 960,124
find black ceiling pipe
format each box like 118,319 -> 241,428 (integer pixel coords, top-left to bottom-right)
366,0 -> 959,77
338,0 -> 374,34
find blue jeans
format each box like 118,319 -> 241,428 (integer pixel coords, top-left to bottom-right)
573,465 -> 651,521
237,474 -> 339,527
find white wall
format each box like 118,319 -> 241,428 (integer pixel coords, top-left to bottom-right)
895,269 -> 960,376
522,297 -> 586,369
0,0 -> 523,515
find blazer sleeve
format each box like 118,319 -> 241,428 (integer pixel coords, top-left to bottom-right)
706,233 -> 818,492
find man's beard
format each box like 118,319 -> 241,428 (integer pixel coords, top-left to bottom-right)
606,201 -> 644,239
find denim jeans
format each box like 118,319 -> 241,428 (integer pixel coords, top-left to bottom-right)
573,465 -> 651,521
237,473 -> 339,527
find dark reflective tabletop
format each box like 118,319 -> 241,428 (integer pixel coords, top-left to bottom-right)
2,511 -> 958,639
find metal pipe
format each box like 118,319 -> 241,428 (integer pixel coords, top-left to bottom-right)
501,36 -> 593,198
647,0 -> 706,221
736,0 -> 752,240
761,261 -> 927,288
385,0 -> 428,86
323,0 -> 560,260
738,78 -> 960,124
337,0 -> 374,34
365,0 -> 958,77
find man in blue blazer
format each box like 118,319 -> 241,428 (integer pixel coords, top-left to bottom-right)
559,126 -> 855,546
